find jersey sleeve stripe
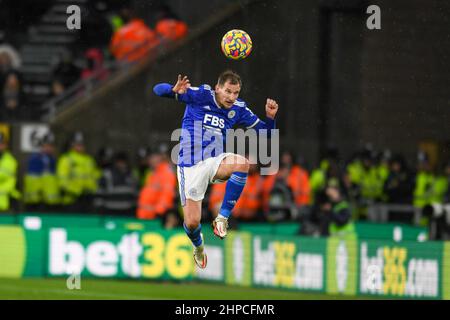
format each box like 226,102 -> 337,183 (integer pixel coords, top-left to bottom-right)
246,119 -> 260,129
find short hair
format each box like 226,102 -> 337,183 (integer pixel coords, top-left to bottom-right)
217,70 -> 242,87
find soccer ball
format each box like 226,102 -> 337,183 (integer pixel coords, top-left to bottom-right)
221,29 -> 252,60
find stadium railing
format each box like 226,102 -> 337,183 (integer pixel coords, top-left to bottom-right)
367,203 -> 422,224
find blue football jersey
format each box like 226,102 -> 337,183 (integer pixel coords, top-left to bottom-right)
154,83 -> 276,167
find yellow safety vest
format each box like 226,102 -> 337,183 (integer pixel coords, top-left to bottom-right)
57,150 -> 98,204
0,151 -> 20,211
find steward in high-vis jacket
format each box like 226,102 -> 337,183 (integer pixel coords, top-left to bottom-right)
314,186 -> 355,237
24,133 -> 60,210
0,132 -> 20,211
57,132 -> 98,212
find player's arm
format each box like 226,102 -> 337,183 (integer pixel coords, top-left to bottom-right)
240,99 -> 279,135
153,74 -> 209,104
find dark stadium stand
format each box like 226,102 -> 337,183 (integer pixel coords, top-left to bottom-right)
19,0 -> 88,118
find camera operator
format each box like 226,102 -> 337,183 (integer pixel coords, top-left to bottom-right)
300,186 -> 355,237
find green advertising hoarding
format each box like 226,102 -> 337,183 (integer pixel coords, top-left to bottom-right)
0,226 -> 25,278
0,214 -> 16,225
358,239 -> 443,299
251,234 -> 327,292
46,227 -> 196,280
0,226 -> 45,277
1,225 -> 449,299
18,213 -> 102,230
443,242 -> 450,300
326,236 -> 358,296
225,231 -> 252,287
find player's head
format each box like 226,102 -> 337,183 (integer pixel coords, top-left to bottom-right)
215,70 -> 241,109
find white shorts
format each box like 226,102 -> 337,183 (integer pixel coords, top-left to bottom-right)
177,153 -> 234,205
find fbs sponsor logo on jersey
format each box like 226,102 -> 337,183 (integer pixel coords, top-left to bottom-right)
203,114 -> 225,129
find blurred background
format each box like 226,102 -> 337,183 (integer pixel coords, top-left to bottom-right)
0,0 -> 449,300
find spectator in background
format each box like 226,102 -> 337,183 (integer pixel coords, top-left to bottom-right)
91,0 -> 127,33
413,152 -> 436,209
310,151 -> 348,204
373,149 -> 391,201
133,146 -> 152,188
413,152 -> 450,226
110,6 -> 160,63
345,149 -> 365,192
355,149 -> 385,202
0,52 -> 11,79
383,154 -> 414,204
262,151 -> 311,221
57,132 -> 98,213
23,132 -> 60,211
137,144 -> 176,220
94,151 -> 138,216
95,146 -> 114,171
0,45 -> 23,121
51,52 -> 81,97
94,146 -> 114,186
444,161 -> 450,203
1,71 -> 23,121
0,39 -> 21,71
310,147 -> 340,195
79,1 -> 113,50
0,132 -> 20,212
80,48 -> 109,83
154,4 -> 188,42
209,155 -> 265,222
300,186 -> 354,237
431,160 -> 450,205
261,152 -> 297,221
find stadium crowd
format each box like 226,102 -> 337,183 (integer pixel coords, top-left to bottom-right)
0,130 -> 448,237
0,2 -> 188,121
0,36 -> 23,121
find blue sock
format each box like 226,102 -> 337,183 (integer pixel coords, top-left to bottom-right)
219,171 -> 248,218
183,223 -> 203,247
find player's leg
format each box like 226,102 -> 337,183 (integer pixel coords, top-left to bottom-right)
182,199 -> 207,268
212,154 -> 250,239
177,165 -> 208,268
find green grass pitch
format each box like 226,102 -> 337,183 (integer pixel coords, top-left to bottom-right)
0,278 -> 379,300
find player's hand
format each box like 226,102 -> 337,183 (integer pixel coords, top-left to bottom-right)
172,74 -> 191,94
265,98 -> 279,119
